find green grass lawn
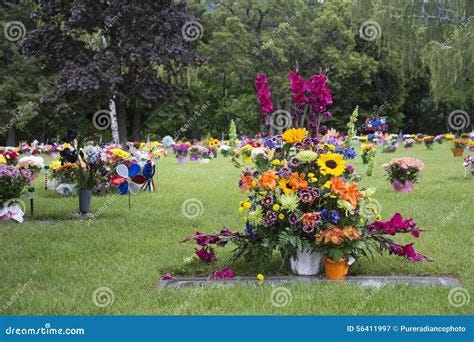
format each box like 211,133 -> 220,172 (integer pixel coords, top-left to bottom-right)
1,144 -> 472,315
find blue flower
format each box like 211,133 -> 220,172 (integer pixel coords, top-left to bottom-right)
321,209 -> 340,224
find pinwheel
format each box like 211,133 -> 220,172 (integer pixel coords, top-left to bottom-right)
142,160 -> 156,192
110,164 -> 145,208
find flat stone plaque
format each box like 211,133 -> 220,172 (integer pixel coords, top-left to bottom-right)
159,275 -> 459,289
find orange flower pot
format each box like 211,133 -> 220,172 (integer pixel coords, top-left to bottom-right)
451,148 -> 464,157
324,258 -> 349,280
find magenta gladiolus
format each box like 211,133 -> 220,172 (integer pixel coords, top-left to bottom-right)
255,73 -> 274,114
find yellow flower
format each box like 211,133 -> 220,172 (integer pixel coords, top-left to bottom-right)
243,216 -> 248,223
208,138 -> 220,148
324,143 -> 335,151
278,213 -> 285,220
0,155 -> 6,164
278,179 -> 295,194
251,180 -> 257,187
49,160 -> 61,171
317,152 -> 346,177
310,177 -> 318,183
271,159 -> 281,166
308,173 -> 315,178
256,274 -> 265,282
323,181 -> 332,189
282,128 -> 308,144
238,207 -> 244,213
110,148 -> 131,159
272,204 -> 280,211
243,201 -> 251,209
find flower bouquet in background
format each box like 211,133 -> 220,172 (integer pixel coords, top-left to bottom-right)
469,140 -> 474,152
382,140 -> 398,153
451,139 -> 468,157
17,156 -> 44,184
189,145 -> 210,163
172,143 -> 190,164
404,138 -> 415,150
434,134 -> 445,144
219,144 -> 232,157
48,160 -> 78,191
360,143 -> 376,164
0,164 -> 30,222
1,150 -> 19,165
208,138 -> 220,158
463,155 -> 474,177
423,136 -> 434,150
383,157 -> 424,192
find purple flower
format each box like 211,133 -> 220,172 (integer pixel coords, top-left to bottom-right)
289,157 -> 299,167
261,195 -> 274,207
309,187 -> 321,198
389,243 -> 427,262
278,167 -> 292,179
303,225 -> 315,233
162,273 -> 173,280
346,165 -> 355,173
288,213 -> 299,225
264,211 -> 277,226
298,190 -> 313,203
195,248 -> 217,263
210,268 -> 235,280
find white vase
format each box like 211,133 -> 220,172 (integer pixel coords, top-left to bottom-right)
199,158 -> 210,164
289,249 -> 323,276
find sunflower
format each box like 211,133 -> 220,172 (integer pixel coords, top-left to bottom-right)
281,128 -> 308,144
317,152 -> 345,176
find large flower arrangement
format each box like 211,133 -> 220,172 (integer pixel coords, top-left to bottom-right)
186,70 -> 431,277
383,157 -> 424,185
17,156 -> 44,184
0,164 -> 30,205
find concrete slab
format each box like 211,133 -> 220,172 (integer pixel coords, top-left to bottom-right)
159,275 -> 460,289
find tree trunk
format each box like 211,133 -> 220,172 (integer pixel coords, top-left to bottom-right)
116,100 -> 128,145
6,127 -> 16,146
131,107 -> 142,141
109,99 -> 120,144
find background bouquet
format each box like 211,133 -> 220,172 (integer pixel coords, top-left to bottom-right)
383,157 -> 424,192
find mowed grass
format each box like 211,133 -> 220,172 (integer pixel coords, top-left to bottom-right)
0,144 -> 472,315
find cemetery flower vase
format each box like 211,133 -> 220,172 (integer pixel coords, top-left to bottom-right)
79,189 -> 92,214
324,258 -> 349,280
451,148 -> 464,157
289,248 -> 322,276
392,179 -> 414,192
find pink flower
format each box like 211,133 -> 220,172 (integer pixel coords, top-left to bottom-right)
255,73 -> 274,114
162,273 -> 173,280
210,268 -> 235,280
195,248 -> 217,263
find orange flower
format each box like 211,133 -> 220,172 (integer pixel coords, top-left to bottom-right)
302,212 -> 319,227
330,177 -> 361,208
240,174 -> 254,193
342,226 -> 361,241
288,172 -> 308,190
259,170 -> 279,190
